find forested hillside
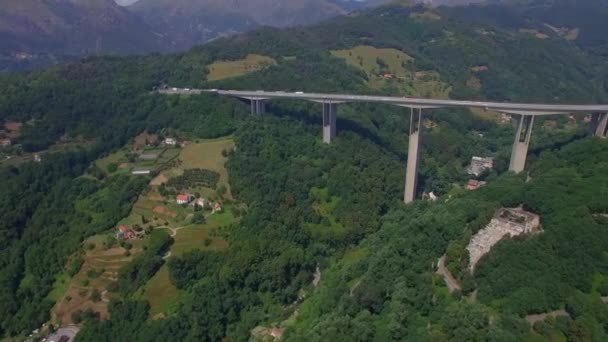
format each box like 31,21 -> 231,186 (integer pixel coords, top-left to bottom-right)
0,1 -> 607,341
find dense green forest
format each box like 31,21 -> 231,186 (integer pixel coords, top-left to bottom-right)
0,1 -> 607,341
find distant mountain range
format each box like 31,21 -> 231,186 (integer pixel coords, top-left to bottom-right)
0,0 -> 390,71
0,0 -> 163,71
3,0 -> 604,72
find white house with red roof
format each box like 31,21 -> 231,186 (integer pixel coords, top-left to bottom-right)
176,194 -> 194,205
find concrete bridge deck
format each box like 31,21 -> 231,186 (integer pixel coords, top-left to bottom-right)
158,88 -> 608,203
161,88 -> 608,115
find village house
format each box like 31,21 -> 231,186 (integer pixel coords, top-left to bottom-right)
466,179 -> 487,191
176,194 -> 195,205
164,137 -> 177,146
423,192 -> 438,201
131,169 -> 151,175
116,225 -> 135,240
212,201 -> 223,213
467,156 -> 493,176
195,198 -> 211,210
0,138 -> 11,147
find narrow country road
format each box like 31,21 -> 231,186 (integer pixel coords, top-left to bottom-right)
436,255 -> 461,292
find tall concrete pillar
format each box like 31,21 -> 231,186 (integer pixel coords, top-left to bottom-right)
250,99 -> 266,115
591,112 -> 608,138
509,114 -> 535,173
323,102 -> 337,144
404,107 -> 423,203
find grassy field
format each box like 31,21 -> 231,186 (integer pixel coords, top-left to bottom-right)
331,45 -> 450,97
137,138 -> 237,316
49,137 -> 240,320
139,265 -> 186,319
158,137 -> 235,199
207,54 -> 276,81
46,273 -> 71,302
94,146 -> 180,176
332,45 -> 413,78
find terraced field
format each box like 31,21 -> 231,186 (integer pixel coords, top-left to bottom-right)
51,235 -> 147,325
207,54 -> 276,81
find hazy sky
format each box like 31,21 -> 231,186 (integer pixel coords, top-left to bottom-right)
115,0 -> 140,5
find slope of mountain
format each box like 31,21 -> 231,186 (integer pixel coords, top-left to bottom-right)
128,0 -> 390,51
0,0 -> 163,71
443,0 -> 608,56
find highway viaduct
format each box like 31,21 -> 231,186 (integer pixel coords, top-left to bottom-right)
159,88 -> 608,203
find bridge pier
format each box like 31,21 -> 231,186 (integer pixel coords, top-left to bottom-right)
591,112 -> 608,138
250,99 -> 266,115
509,114 -> 534,173
404,107 -> 423,203
323,102 -> 337,144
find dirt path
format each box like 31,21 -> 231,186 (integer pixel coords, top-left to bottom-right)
525,309 -> 569,326
155,226 -> 187,237
436,255 -> 461,292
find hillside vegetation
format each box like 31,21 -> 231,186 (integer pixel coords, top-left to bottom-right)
0,1 -> 607,341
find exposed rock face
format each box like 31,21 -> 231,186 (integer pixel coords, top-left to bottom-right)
467,207 -> 541,272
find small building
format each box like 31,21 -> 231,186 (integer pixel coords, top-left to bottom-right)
117,225 -> 135,240
0,138 -> 11,147
584,115 -> 592,123
500,113 -> 512,124
132,169 -> 151,175
382,73 -> 394,79
34,154 -> 42,162
164,138 -> 177,146
212,202 -> 222,212
196,198 -> 211,209
423,192 -> 438,201
176,194 -> 194,205
467,156 -> 493,176
467,179 -> 487,191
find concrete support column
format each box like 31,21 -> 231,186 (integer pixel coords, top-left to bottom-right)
404,107 -> 423,203
322,102 -> 337,144
591,112 -> 608,138
250,99 -> 266,115
509,114 -> 535,173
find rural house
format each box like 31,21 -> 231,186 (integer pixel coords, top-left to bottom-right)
164,137 -> 177,146
177,194 -> 194,205
196,198 -> 211,209
467,179 -> 487,191
116,225 -> 135,240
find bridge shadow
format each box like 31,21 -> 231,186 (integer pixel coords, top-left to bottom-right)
528,129 -> 588,157
265,101 -> 402,157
